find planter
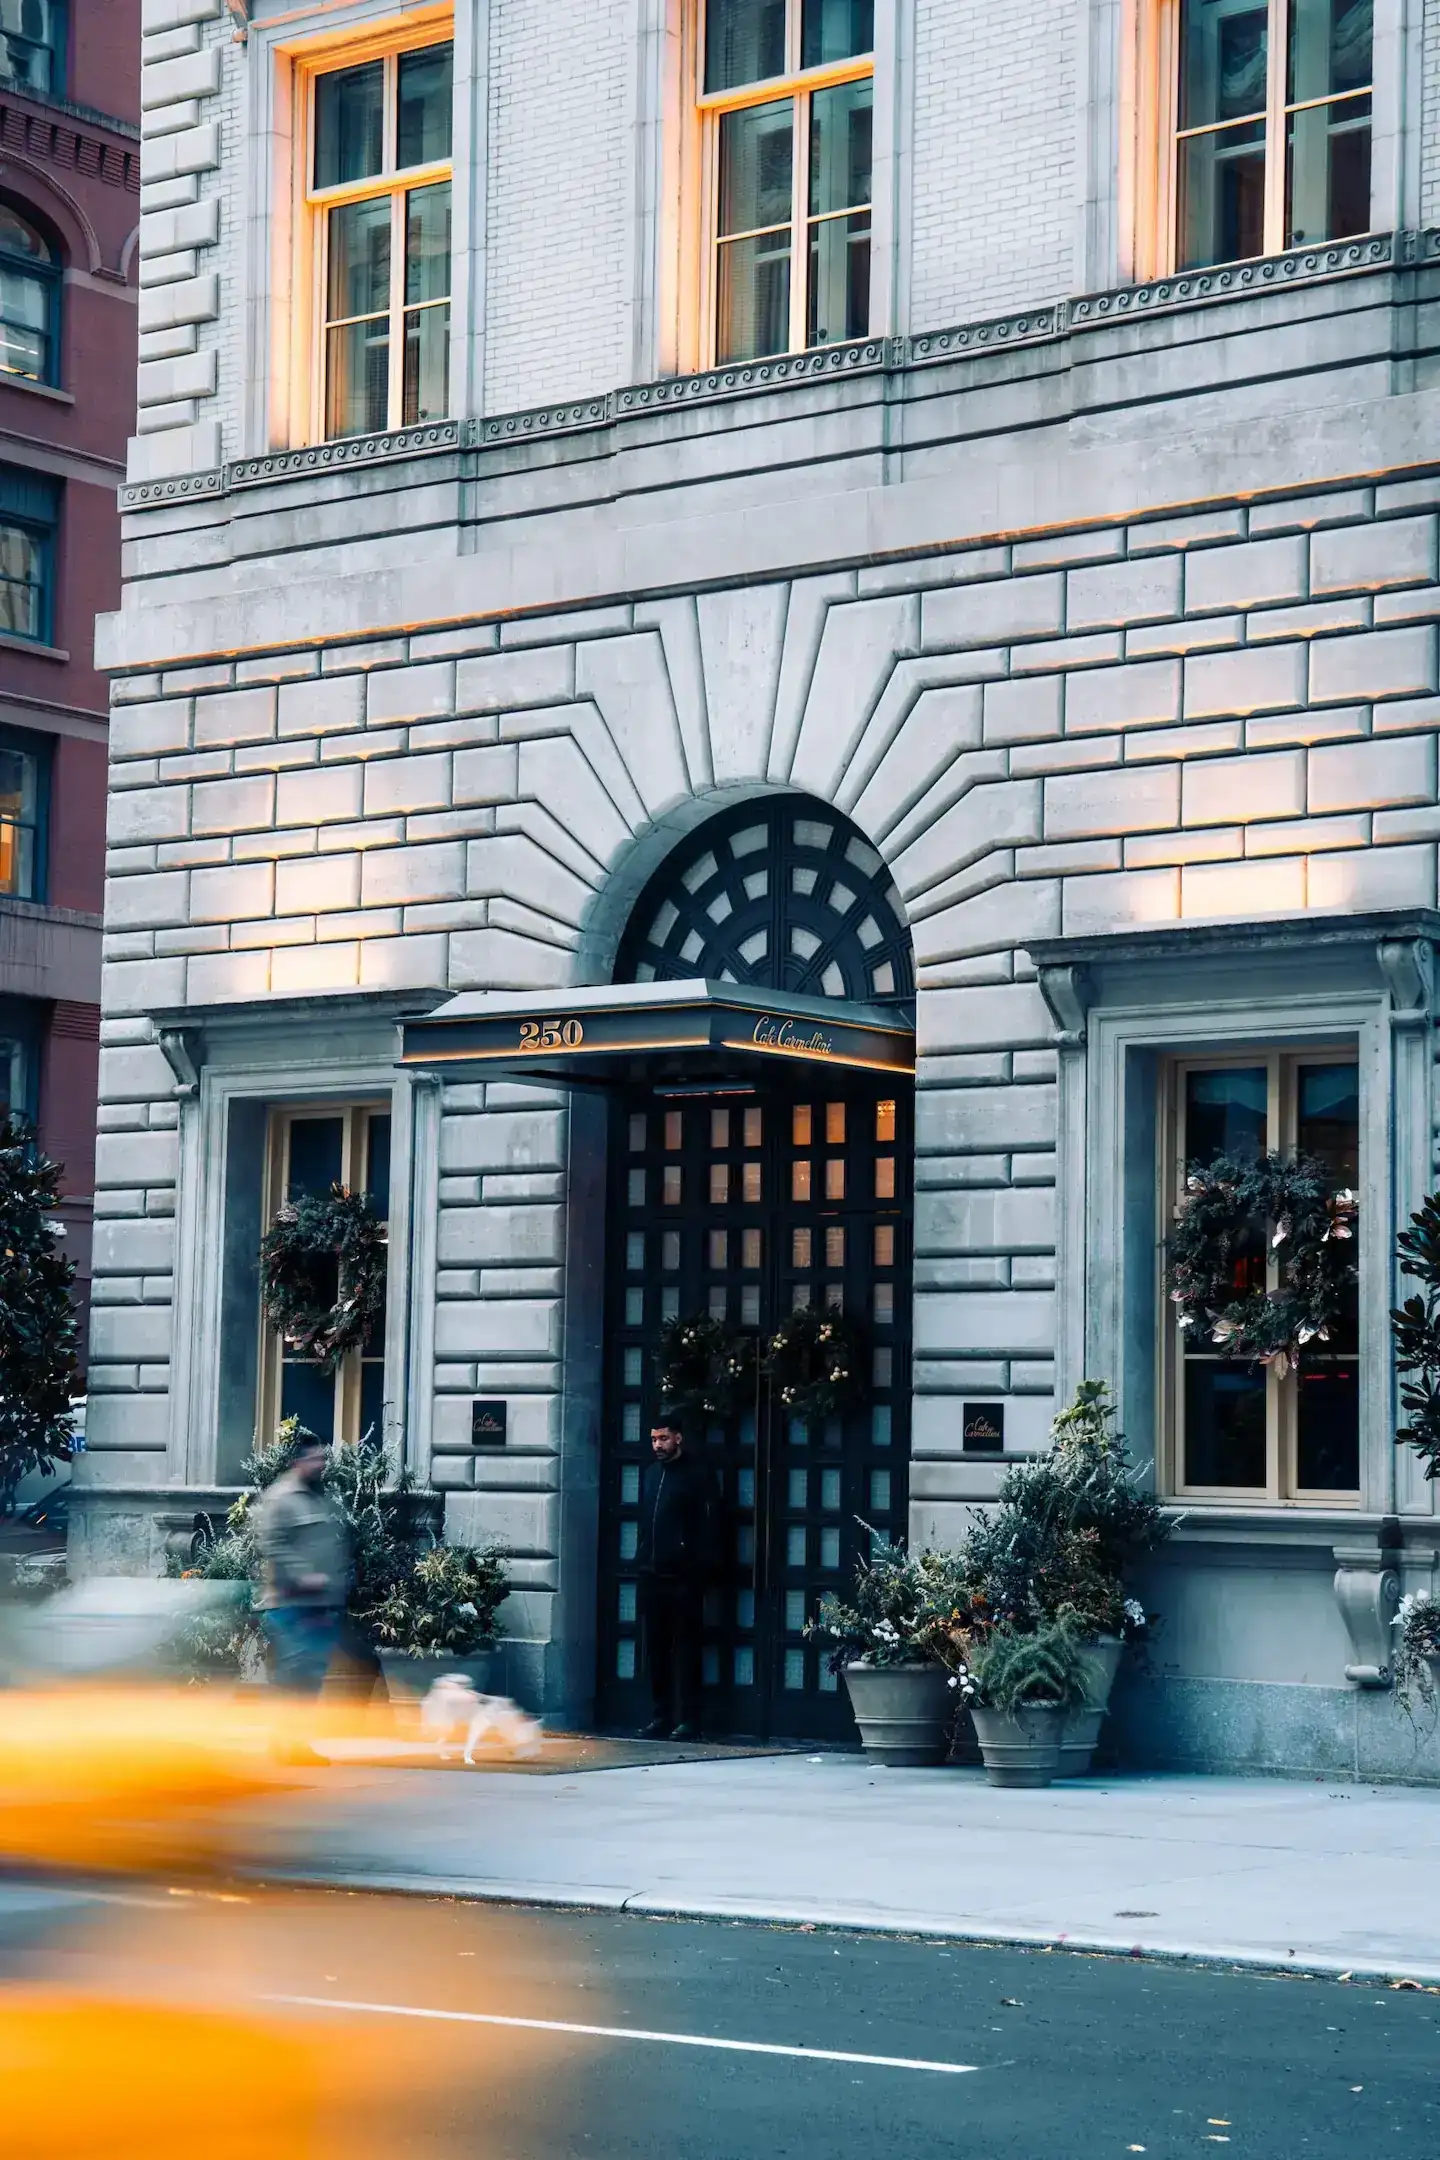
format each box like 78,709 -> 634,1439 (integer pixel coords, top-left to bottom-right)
377,1649 -> 495,1700
970,1702 -> 1065,1788
1058,1636 -> 1124,1778
842,1660 -> 954,1766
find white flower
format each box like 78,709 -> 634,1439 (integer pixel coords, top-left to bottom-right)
1124,1598 -> 1146,1627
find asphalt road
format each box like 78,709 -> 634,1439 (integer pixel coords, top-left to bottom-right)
7,1887 -> 1439,2157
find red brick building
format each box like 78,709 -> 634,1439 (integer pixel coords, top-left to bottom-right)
0,3 -> 139,1356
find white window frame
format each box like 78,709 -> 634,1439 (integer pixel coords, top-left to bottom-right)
1161,1045 -> 1361,1507
694,0 -> 876,367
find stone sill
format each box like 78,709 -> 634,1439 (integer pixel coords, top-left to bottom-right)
0,631 -> 68,663
0,374 -> 75,407
0,897 -> 102,930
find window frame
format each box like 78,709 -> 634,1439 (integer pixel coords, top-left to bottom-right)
257,1100 -> 392,1450
1136,0 -> 1376,277
0,200 -> 60,388
0,0 -> 67,101
0,722 -> 48,902
695,0 -> 875,367
1160,1045 -> 1362,1507
0,466 -> 57,650
293,21 -> 455,447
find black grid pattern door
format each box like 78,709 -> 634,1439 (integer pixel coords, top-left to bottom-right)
596,1082 -> 912,1742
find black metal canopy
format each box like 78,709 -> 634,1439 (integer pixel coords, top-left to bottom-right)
399,979 -> 915,1088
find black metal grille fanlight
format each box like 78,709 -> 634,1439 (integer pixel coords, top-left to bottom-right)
614,798 -> 913,1004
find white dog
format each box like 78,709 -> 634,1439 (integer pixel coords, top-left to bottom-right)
419,1674 -> 543,1764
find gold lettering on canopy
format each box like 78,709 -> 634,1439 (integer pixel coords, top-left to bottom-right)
751,1016 -> 836,1057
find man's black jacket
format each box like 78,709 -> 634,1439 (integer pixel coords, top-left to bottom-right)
635,1451 -> 720,1579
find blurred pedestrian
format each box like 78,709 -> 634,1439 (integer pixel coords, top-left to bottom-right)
255,1432 -> 351,1695
636,1419 -> 718,1740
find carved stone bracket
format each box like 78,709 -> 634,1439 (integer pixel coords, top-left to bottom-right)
156,1026 -> 201,1100
1377,936 -> 1434,1031
1333,1544 -> 1401,1687
1037,962 -> 1092,1049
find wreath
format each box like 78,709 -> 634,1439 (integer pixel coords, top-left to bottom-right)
1166,1151 -> 1357,1379
764,1305 -> 867,1422
656,1313 -> 756,1421
260,1185 -> 389,1374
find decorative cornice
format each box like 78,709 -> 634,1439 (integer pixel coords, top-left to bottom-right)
118,232 -> 1429,511
228,420 -> 461,488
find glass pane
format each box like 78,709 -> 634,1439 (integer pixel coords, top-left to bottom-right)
1296,1365 -> 1360,1490
0,821 -> 32,896
617,1638 -> 636,1679
744,1107 -> 763,1147
1287,0 -> 1372,99
359,1355 -> 385,1439
711,1109 -> 731,1149
0,1 -> 59,95
870,1469 -> 891,1513
807,209 -> 870,345
705,0 -> 786,91
710,1163 -> 730,1204
0,209 -> 49,264
364,1113 -> 392,1215
809,81 -> 872,215
802,0 -> 874,67
628,1168 -> 646,1207
792,1160 -> 812,1201
792,1227 -> 812,1267
741,1227 -> 762,1269
1296,1063 -> 1358,1186
824,1102 -> 846,1144
793,1106 -> 813,1146
626,1230 -> 644,1270
874,1223 -> 894,1267
661,1230 -> 680,1270
717,230 -> 791,365
875,1155 -> 895,1200
287,1117 -> 344,1199
1179,1 -> 1268,129
326,320 -> 389,440
397,42 -> 454,168
405,182 -> 451,303
663,1166 -> 682,1204
314,61 -> 384,188
327,194 -> 391,322
784,1648 -> 806,1690
820,1527 -> 840,1569
786,1525 -> 807,1566
788,1467 -> 808,1507
824,1225 -> 845,1267
1177,119 -> 1267,268
742,1161 -> 762,1203
625,1287 -> 644,1325
825,1159 -> 845,1199
665,1111 -> 683,1149
403,301 -> 449,425
280,1358 -> 336,1444
1184,1067 -> 1267,1167
709,1230 -> 729,1269
820,1467 -> 841,1511
1184,1363 -> 1267,1487
719,98 -> 793,235
0,523 -> 42,638
628,1112 -> 646,1150
1285,97 -> 1371,246
0,263 -> 49,380
876,1099 -> 896,1142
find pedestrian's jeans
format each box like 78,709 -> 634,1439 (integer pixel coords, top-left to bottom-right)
641,1574 -> 703,1729
264,1604 -> 343,1695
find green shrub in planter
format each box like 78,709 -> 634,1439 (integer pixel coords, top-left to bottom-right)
970,1619 -> 1089,1714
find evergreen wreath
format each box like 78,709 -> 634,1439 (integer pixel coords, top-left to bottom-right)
764,1304 -> 867,1421
656,1313 -> 756,1421
259,1185 -> 389,1373
1166,1150 -> 1357,1380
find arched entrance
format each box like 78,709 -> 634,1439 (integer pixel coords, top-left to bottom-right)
597,797 -> 916,1740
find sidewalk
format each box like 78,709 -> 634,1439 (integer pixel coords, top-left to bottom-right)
269,1748 -> 1440,1982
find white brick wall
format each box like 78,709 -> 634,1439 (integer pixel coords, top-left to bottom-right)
909,0 -> 1077,331
482,0 -> 631,413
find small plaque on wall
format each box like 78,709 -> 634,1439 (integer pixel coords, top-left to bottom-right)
962,1402 -> 1005,1455
470,1400 -> 508,1448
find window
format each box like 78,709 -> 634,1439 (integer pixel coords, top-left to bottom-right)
0,0 -> 64,97
305,37 -> 453,441
1172,0 -> 1372,269
700,0 -> 873,365
0,204 -> 58,385
0,1032 -> 29,1120
1166,1051 -> 1359,1501
0,466 -> 56,646
0,729 -> 43,898
260,1103 -> 392,1447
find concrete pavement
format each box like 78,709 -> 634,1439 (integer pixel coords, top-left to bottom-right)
269,1751 -> 1440,1983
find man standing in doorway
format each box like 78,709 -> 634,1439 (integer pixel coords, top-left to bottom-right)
255,1432 -> 352,1695
636,1419 -> 718,1740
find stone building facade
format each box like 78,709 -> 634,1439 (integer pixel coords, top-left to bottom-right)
83,0 -> 1440,1776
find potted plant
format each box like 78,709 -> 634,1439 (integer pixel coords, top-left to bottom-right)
967,1620 -> 1088,1788
370,1542 -> 510,1696
1391,1591 -> 1440,1722
807,1538 -> 965,1765
958,1382 -> 1169,1774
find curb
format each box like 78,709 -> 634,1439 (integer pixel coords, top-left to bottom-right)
274,1869 -> 1440,1988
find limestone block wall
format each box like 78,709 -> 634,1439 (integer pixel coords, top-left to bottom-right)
94,466 -> 1440,1595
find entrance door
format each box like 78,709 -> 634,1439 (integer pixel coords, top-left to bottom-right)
596,1080 -> 913,1740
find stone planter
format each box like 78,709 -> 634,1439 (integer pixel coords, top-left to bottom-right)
1058,1636 -> 1124,1778
377,1649 -> 495,1700
970,1702 -> 1066,1788
842,1660 -> 954,1765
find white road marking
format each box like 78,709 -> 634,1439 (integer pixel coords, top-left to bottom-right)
267,1993 -> 979,2076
